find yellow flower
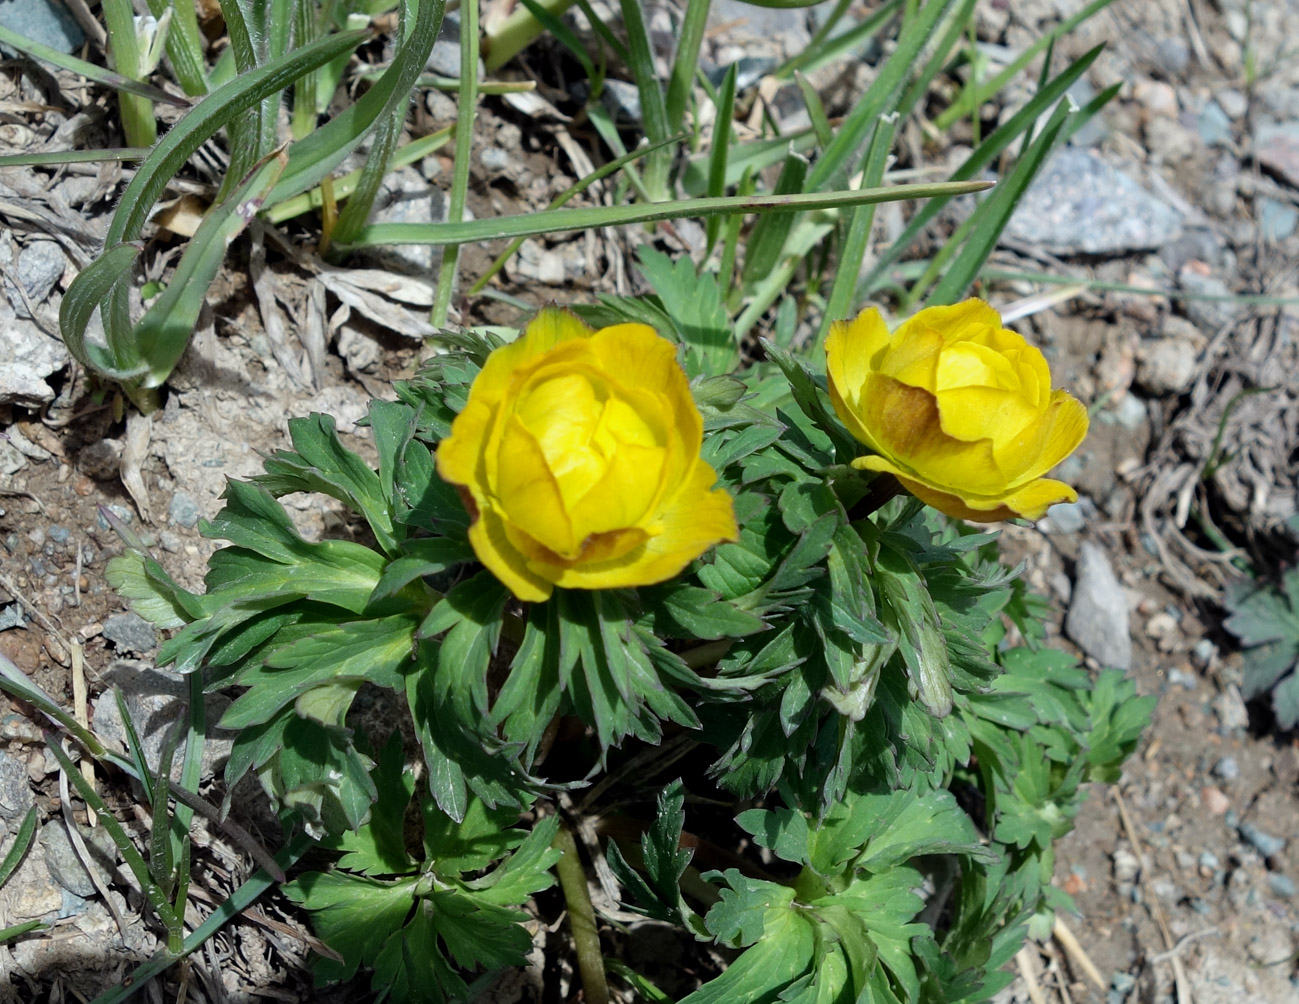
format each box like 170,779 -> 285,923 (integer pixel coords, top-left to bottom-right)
436,308 -> 739,602
825,299 -> 1088,522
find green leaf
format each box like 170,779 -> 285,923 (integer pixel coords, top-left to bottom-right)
223,614 -> 417,728
704,870 -> 795,947
254,413 -> 400,554
641,584 -> 766,640
284,871 -> 419,984
322,732 -> 415,876
635,247 -> 737,377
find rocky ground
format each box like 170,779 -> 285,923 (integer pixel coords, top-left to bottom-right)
1,0 -> 1299,1000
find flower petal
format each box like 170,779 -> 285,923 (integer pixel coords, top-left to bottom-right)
436,397 -> 494,494
898,299 -> 1002,344
494,415 -> 577,558
854,454 -> 1077,522
857,374 -> 1008,495
826,308 -> 891,453
547,459 -> 738,590
471,307 -> 594,404
469,505 -> 553,602
992,389 -> 1090,488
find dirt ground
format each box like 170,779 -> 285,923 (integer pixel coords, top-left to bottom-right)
2,0 -> 1299,1000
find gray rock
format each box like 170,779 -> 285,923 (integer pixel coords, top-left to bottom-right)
1192,638 -> 1217,667
1257,121 -> 1299,187
1178,266 -> 1239,333
0,841 -> 63,920
1239,821 -> 1286,857
102,612 -> 157,655
1167,667 -> 1197,690
1004,148 -> 1183,255
480,146 -> 512,173
1261,198 -> 1298,242
1065,542 -> 1132,669
1267,873 -> 1296,899
1196,101 -> 1233,148
1160,227 -> 1228,274
1153,36 -> 1189,77
601,79 -> 643,127
0,603 -> 24,631
1135,337 -> 1198,395
167,491 -> 200,528
1113,392 -> 1148,431
1218,88 -> 1248,120
1043,500 -> 1086,534
90,661 -> 234,783
0,751 -> 34,824
1065,77 -> 1107,147
0,0 -> 84,56
0,306 -> 68,407
5,241 -> 64,317
1246,926 -> 1294,966
425,13 -> 482,80
1213,755 -> 1239,781
38,819 -> 116,898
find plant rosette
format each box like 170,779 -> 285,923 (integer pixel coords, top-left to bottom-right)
826,299 -> 1088,522
436,308 -> 739,601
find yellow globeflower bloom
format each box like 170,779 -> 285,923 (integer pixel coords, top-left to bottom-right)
437,308 -> 739,602
825,299 -> 1088,522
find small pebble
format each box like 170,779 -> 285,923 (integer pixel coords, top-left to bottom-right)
168,492 -> 200,528
1167,668 -> 1197,691
1198,850 -> 1219,870
1213,755 -> 1240,781
1240,821 -> 1286,858
1201,786 -> 1229,815
1191,638 -> 1217,667
0,604 -> 24,631
1267,873 -> 1296,899
47,525 -> 69,544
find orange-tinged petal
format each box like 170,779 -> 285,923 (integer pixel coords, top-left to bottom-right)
991,389 -> 1090,487
469,506 -> 553,602
875,323 -> 945,391
548,459 -> 738,591
854,454 -> 1077,522
494,415 -> 577,558
858,374 -> 1008,496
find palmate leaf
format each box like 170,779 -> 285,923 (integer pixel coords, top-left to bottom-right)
606,779 -> 696,926
633,247 -> 737,378
254,413 -> 400,555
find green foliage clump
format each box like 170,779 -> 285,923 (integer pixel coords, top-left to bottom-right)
1225,567 -> 1299,729
106,319 -> 1153,1002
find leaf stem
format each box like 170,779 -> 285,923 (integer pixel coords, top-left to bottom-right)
553,821 -> 609,1004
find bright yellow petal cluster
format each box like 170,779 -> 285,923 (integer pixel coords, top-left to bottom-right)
825,300 -> 1088,522
436,308 -> 739,601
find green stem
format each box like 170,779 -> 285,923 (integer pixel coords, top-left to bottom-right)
553,822 -> 609,1004
431,0 -> 479,328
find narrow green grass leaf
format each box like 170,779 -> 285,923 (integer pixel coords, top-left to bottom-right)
348,180 -> 991,248
741,151 -> 808,289
0,807 -> 37,888
516,0 -> 594,80
806,0 -> 954,192
925,105 -> 1069,307
665,0 -> 711,135
934,0 -> 1115,130
895,0 -> 978,120
794,72 -> 834,150
618,0 -> 672,197
129,149 -> 287,392
470,133 -> 683,295
0,149 -> 148,167
0,23 -> 187,106
704,63 -> 737,253
57,242 -> 146,380
858,44 -> 1103,295
818,112 -> 898,342
144,0 -> 209,96
431,0 -> 478,327
105,28 -> 369,248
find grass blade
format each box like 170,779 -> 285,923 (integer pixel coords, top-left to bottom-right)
0,149 -> 148,167
431,0 -> 478,327
470,133 -> 683,294
0,807 -> 37,888
934,0 -> 1115,130
805,0 -> 954,192
129,149 -> 287,395
740,150 -> 808,289
144,0 -> 209,96
345,179 -> 993,248
665,0 -> 711,135
618,0 -> 672,198
704,63 -> 737,253
0,23 -> 185,107
858,44 -> 1104,295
